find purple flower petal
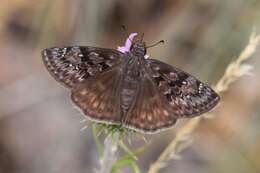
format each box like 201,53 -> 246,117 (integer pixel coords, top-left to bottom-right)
117,33 -> 138,53
117,32 -> 150,59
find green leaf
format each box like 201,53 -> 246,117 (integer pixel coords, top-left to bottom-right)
111,157 -> 141,173
118,140 -> 138,160
110,141 -> 147,173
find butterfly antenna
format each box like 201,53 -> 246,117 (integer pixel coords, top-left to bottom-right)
120,25 -> 135,43
146,40 -> 165,48
141,33 -> 144,42
121,25 -> 129,37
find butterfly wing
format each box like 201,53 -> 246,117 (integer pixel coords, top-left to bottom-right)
146,59 -> 220,117
123,73 -> 177,133
71,65 -> 123,124
42,46 -> 124,88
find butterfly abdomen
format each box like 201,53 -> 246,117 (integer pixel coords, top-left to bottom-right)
120,58 -> 141,115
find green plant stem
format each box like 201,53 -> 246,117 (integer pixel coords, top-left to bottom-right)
98,133 -> 120,173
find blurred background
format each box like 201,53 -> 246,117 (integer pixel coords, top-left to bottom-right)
0,0 -> 260,173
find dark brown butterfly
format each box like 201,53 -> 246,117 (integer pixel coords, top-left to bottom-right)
42,33 -> 220,133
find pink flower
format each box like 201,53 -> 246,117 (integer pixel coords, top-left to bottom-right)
117,33 -> 138,53
117,32 -> 150,59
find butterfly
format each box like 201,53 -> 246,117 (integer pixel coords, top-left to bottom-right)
42,33 -> 220,133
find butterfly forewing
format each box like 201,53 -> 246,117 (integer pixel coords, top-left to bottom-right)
42,46 -> 124,88
146,59 -> 220,117
71,66 -> 123,124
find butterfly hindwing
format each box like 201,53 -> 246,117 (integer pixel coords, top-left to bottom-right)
71,66 -> 123,124
123,74 -> 177,133
146,59 -> 220,117
42,46 -> 124,88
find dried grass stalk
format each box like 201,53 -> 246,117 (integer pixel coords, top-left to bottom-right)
147,32 -> 260,173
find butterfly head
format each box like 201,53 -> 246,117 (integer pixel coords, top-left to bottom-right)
128,33 -> 164,58
130,41 -> 147,57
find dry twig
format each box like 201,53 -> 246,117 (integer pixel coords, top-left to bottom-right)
147,32 -> 260,173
